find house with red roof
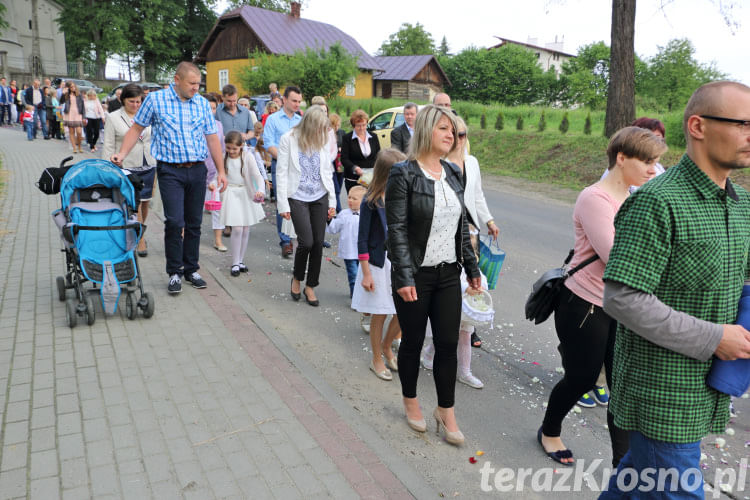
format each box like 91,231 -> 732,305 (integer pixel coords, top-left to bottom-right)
195,2 -> 381,99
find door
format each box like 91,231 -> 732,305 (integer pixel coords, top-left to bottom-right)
382,82 -> 392,99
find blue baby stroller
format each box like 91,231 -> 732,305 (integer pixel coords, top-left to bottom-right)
52,158 -> 155,327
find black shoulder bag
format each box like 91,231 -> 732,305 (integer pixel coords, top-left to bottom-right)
524,250 -> 600,325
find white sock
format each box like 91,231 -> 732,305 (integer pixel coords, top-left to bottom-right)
239,226 -> 250,264
458,329 -> 472,377
230,226 -> 249,266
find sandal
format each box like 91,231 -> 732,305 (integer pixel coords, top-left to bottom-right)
471,332 -> 482,348
537,427 -> 574,466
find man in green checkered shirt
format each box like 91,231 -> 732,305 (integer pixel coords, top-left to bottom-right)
599,81 -> 750,498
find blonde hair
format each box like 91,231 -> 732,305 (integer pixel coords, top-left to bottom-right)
366,148 -> 407,204
310,96 -> 326,106
293,105 -> 328,153
86,89 -> 97,98
266,101 -> 279,114
407,104 -> 458,161
606,126 -> 668,169
348,185 -> 367,198
329,113 -> 341,130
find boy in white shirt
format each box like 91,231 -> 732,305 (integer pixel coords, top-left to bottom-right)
327,185 -> 366,297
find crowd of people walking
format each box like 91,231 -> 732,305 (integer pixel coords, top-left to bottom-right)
16,62 -> 749,498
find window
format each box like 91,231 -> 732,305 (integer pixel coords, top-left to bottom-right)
370,112 -> 393,131
345,77 -> 355,97
393,113 -> 405,128
218,69 -> 229,89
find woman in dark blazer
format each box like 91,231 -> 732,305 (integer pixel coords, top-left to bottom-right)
341,109 -> 380,193
386,105 -> 480,445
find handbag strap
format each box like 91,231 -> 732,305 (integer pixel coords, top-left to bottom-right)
566,253 -> 600,277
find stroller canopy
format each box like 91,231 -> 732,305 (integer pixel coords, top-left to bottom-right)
61,159 -> 137,210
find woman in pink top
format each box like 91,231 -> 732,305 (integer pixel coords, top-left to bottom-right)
538,127 -> 667,467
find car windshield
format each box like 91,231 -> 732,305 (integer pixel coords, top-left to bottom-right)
370,112 -> 393,130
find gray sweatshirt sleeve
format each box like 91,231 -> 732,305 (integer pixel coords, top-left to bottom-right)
602,280 -> 723,362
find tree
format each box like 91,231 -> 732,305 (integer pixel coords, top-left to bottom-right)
559,112 -> 569,134
238,43 -> 359,99
605,0 -> 636,137
584,112 -> 592,135
0,3 -> 8,32
127,0 -> 186,81
226,0 -> 286,11
438,36 -> 450,56
176,0 -> 218,64
440,45 -> 545,105
561,42 -> 611,109
480,113 -> 486,130
495,111 -> 504,131
378,22 -> 435,56
641,38 -> 726,112
57,0 -> 131,79
516,116 -> 524,130
538,111 -> 547,132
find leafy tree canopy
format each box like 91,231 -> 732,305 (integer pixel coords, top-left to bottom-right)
239,43 -> 359,99
641,38 -> 726,112
438,36 -> 450,57
225,0 -> 288,12
378,22 -> 435,56
439,44 -> 545,105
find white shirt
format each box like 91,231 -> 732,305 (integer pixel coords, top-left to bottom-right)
355,131 -> 373,157
326,208 -> 359,259
291,150 -> 328,202
420,166 -> 461,266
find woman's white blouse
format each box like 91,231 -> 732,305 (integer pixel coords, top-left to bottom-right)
420,166 -> 461,266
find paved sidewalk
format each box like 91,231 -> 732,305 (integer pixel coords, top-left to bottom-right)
0,128 -> 427,499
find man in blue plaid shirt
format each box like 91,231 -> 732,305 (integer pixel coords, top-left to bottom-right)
111,62 -> 227,294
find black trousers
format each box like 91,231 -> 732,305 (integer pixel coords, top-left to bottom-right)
394,263 -> 462,408
48,115 -> 60,139
85,118 -> 101,148
542,285 -> 629,467
288,195 -> 328,288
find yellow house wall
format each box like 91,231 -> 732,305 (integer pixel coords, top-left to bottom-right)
207,59 -> 372,99
206,59 -> 253,94
338,71 -> 373,99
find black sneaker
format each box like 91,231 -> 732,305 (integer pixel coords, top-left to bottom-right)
168,274 -> 182,294
185,272 -> 207,289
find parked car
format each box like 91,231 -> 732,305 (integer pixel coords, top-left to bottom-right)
249,94 -> 271,122
107,82 -> 163,98
51,78 -> 103,94
367,105 -> 428,149
367,104 -> 469,152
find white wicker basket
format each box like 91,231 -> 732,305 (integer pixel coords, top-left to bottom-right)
461,289 -> 494,328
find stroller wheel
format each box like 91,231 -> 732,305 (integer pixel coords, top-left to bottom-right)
56,276 -> 67,302
142,292 -> 155,319
65,298 -> 77,328
85,295 -> 96,326
125,293 -> 136,320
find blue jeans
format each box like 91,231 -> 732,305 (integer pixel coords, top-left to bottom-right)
24,120 -> 33,140
344,259 -> 358,297
599,431 -> 703,499
157,162 -> 207,277
271,159 -> 291,247
33,107 -> 47,138
0,104 -> 10,124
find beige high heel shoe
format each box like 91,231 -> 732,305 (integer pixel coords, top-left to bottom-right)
433,408 -> 464,446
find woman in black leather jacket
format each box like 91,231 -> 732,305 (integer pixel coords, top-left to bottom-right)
385,104 -> 480,445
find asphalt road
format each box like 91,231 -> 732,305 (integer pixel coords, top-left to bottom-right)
199,175 -> 742,499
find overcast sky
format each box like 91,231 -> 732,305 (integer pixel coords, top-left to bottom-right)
211,0 -> 748,85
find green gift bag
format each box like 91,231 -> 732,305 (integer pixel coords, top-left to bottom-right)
478,235 -> 505,290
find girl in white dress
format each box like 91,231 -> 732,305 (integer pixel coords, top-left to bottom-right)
351,149 -> 406,381
219,131 -> 266,276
